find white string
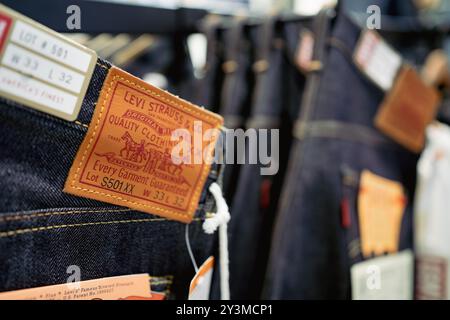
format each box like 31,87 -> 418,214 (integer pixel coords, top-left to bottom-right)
203,182 -> 230,300
203,183 -> 230,234
185,224 -> 199,273
218,219 -> 230,300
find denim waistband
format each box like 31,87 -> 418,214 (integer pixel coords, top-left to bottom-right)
294,120 -> 398,149
220,20 -> 257,128
247,17 -> 310,125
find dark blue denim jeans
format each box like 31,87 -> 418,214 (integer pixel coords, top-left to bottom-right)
264,12 -> 431,299
223,16 -> 310,299
195,20 -> 226,114
219,21 -> 258,202
0,58 -> 223,299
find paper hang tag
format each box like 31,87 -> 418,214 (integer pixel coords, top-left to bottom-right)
354,29 -> 402,92
0,274 -> 152,300
416,255 -> 449,300
189,256 -> 214,300
358,170 -> 406,258
375,65 -> 441,153
351,250 -> 414,300
0,4 -> 97,121
64,67 -> 223,223
421,49 -> 450,89
295,29 -> 316,73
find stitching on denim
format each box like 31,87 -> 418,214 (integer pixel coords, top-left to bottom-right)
69,187 -> 192,218
73,102 -> 96,129
68,73 -> 219,220
0,217 -> 202,238
149,277 -> 172,294
150,280 -> 173,285
151,275 -> 174,282
96,62 -> 109,70
163,279 -> 173,297
0,208 -> 132,222
150,276 -> 173,281
74,120 -> 89,128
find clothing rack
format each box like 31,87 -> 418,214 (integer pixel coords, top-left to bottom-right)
1,0 -> 207,34
1,0 -> 335,35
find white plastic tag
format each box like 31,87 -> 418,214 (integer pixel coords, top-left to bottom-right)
415,123 -> 450,299
354,30 -> 402,91
0,4 -> 97,121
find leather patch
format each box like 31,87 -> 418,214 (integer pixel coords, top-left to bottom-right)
375,65 -> 440,153
358,170 -> 407,258
64,67 -> 223,223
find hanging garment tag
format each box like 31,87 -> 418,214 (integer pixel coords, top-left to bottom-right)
421,49 -> 450,88
189,256 -> 214,300
354,30 -> 402,91
351,250 -> 414,300
415,124 -> 450,299
375,65 -> 440,153
64,67 -> 223,223
415,123 -> 450,257
0,274 -> 152,300
0,4 -> 97,121
358,170 -> 406,258
416,255 -> 449,300
295,29 -> 315,73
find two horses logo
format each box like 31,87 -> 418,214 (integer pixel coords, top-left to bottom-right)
120,131 -> 147,163
96,131 -> 189,186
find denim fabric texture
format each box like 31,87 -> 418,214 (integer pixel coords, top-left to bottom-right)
195,21 -> 226,114
0,58 -> 223,299
219,21 -> 258,202
222,17 -> 309,299
264,11 -> 433,299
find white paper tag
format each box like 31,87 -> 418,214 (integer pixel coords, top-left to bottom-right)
10,20 -> 93,72
189,256 -> 214,300
0,4 -> 97,121
354,30 -> 402,91
0,66 -> 78,114
2,44 -> 85,93
351,250 -> 414,300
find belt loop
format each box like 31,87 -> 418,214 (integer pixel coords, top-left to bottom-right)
293,120 -> 308,140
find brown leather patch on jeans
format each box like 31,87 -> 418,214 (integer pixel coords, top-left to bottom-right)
64,67 -> 223,223
375,65 -> 440,153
